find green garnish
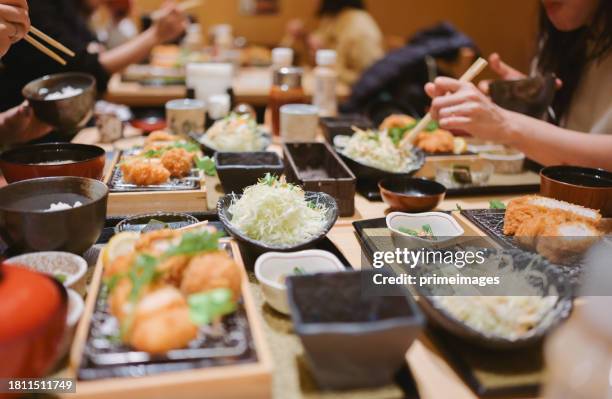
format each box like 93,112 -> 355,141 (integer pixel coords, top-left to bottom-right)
164,231 -> 225,257
128,254 -> 159,302
195,156 -> 216,176
170,141 -> 200,153
387,119 -> 438,145
143,149 -> 163,158
456,203 -> 463,211
142,219 -> 170,233
188,288 -> 237,325
293,266 -> 306,275
489,200 -> 507,210
105,273 -> 124,292
398,224 -> 435,239
422,224 -> 434,236
425,120 -> 439,132
399,227 -> 419,236
54,273 -> 67,284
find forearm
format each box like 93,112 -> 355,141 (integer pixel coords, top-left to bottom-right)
99,27 -> 158,73
504,111 -> 612,170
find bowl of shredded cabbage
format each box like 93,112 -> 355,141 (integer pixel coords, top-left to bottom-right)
333,129 -> 425,184
411,248 -> 573,349
218,175 -> 338,264
198,113 -> 271,156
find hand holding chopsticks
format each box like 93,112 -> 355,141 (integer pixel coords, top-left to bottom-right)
24,25 -> 75,65
398,57 -> 488,148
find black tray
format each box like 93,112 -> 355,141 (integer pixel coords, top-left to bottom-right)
77,243 -> 258,381
460,209 -> 583,286
352,217 -> 545,397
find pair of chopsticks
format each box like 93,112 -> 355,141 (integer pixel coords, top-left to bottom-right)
398,57 -> 489,148
24,26 -> 75,66
151,0 -> 203,20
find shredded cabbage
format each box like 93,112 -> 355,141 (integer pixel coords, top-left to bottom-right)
343,129 -> 417,173
202,113 -> 266,152
228,175 -> 327,247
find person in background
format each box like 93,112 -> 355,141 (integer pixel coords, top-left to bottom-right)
92,0 -> 139,49
0,0 -> 188,113
282,0 -> 384,85
425,0 -> 612,170
0,0 -> 50,145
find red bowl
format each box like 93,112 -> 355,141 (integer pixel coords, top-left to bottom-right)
0,264 -> 67,379
0,143 -> 105,184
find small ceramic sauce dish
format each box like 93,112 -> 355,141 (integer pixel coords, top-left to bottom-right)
254,250 -> 345,314
386,211 -> 464,249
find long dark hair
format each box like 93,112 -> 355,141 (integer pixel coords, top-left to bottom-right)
318,0 -> 365,16
537,0 -> 612,121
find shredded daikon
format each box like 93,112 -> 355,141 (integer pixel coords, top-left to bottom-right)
228,175 -> 327,247
342,129 -> 418,173
202,113 -> 266,152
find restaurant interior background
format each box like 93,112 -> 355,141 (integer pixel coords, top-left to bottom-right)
135,0 -> 540,75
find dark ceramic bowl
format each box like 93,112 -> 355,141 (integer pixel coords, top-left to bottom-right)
196,130 -> 272,157
22,72 -> 96,133
217,192 -> 338,267
412,248 -> 573,350
0,143 -> 106,184
0,177 -> 108,255
0,264 -> 68,379
333,135 -> 425,186
286,270 -> 424,390
379,177 -> 446,212
490,74 -> 556,119
115,212 -> 199,234
319,114 -> 372,144
215,152 -> 284,194
540,165 -> 612,217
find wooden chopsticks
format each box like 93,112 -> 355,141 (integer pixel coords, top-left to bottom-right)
24,25 -> 75,66
398,57 -> 489,148
152,0 -> 203,20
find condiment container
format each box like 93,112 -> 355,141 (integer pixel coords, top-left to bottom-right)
271,47 -> 294,69
286,270 -> 424,390
283,142 -> 356,216
312,49 -> 338,117
269,67 -> 306,136
280,104 -> 319,142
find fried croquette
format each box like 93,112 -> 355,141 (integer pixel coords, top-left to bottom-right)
120,158 -> 171,186
180,251 -> 242,299
146,131 -> 179,144
414,129 -> 455,153
105,253 -> 135,278
129,287 -> 198,353
380,114 -> 416,130
161,148 -> 194,178
135,229 -> 183,254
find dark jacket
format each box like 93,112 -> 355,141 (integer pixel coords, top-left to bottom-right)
0,0 -> 110,112
341,23 -> 478,124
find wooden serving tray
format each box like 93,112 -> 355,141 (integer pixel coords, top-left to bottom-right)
67,240 -> 273,399
103,151 -> 209,217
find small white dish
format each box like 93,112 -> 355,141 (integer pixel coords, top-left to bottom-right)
58,288 -> 85,362
255,250 -> 346,315
5,252 -> 88,295
386,212 -> 464,249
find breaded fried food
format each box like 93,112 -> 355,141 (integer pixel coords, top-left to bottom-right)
380,114 -> 415,130
129,287 -> 198,353
105,253 -> 135,278
536,221 -> 602,264
180,251 -> 242,299
504,195 -> 601,235
146,130 -> 179,144
135,229 -> 182,254
161,148 -> 194,178
414,130 -> 455,153
120,158 -> 171,186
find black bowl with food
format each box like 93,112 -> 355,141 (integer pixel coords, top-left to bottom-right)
412,248 -> 573,350
0,143 -> 106,184
0,177 -> 108,255
217,191 -> 339,268
333,134 -> 425,186
490,74 -> 556,119
215,152 -> 284,194
378,177 -> 446,212
115,212 -> 199,234
22,73 -> 96,134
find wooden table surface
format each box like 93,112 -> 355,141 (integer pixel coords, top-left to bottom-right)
105,67 -> 351,108
68,129 -> 550,398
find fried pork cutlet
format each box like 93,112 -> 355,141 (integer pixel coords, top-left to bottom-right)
414,130 -> 455,153
120,158 -> 171,186
161,148 -> 194,178
503,195 -> 601,236
536,221 -> 602,264
379,114 -> 416,131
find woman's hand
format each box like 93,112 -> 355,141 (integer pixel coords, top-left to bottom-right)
0,102 -> 52,145
152,2 -> 188,44
0,0 -> 30,57
425,77 -> 514,143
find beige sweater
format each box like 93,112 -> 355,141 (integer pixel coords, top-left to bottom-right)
283,9 -> 384,85
564,51 -> 612,134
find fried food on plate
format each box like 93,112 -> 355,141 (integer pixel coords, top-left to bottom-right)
414,129 -> 455,153
161,148 -> 194,178
380,114 -> 416,130
146,130 -> 179,144
120,157 -> 171,186
180,251 -> 242,299
536,221 -> 602,264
